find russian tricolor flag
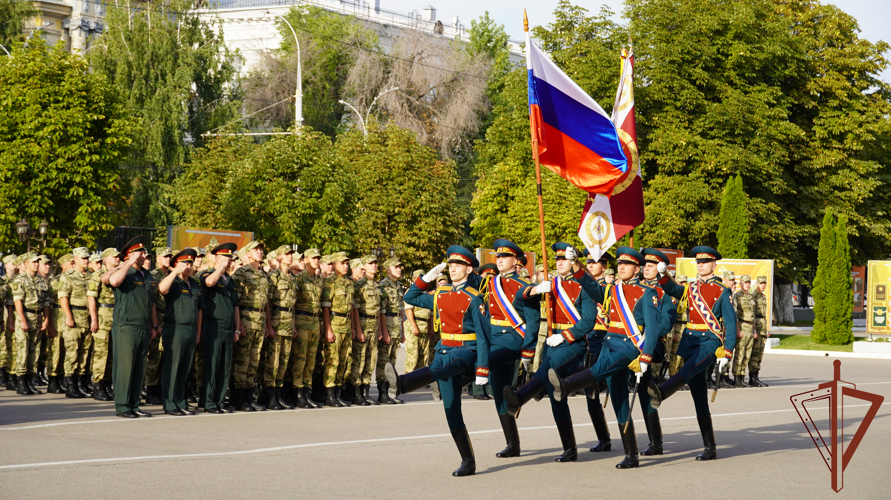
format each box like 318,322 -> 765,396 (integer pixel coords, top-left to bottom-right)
527,32 -> 627,195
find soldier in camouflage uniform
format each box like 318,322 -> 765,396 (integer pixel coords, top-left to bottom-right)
377,257 -> 404,404
404,269 -> 433,373
144,247 -> 173,405
732,275 -> 757,388
44,254 -> 72,394
35,255 -> 54,386
286,248 -> 323,408
748,276 -> 770,387
10,253 -> 51,395
57,248 -> 95,398
229,241 -> 272,411
3,255 -> 22,391
348,255 -> 386,406
320,252 -> 354,407
87,248 -> 120,401
262,245 -> 298,410
0,255 -> 12,389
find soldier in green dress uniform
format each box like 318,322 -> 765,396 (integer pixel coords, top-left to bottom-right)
158,249 -> 201,415
199,243 -> 241,414
105,237 -> 159,418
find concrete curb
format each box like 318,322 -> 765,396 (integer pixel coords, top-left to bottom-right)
764,347 -> 891,360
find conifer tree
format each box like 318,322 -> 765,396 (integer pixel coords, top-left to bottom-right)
717,174 -> 749,259
812,211 -> 837,343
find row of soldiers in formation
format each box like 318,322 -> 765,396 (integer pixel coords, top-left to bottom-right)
381,240 -> 771,476
0,236 -> 770,477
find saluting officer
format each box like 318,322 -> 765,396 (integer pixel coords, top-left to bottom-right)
646,246 -> 738,461
158,249 -> 201,415
385,245 -> 491,476
198,243 -> 240,414
104,236 -> 159,418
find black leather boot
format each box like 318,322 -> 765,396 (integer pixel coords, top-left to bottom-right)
325,387 -> 342,407
79,374 -> 93,395
363,384 -> 378,406
237,388 -> 255,411
93,380 -> 112,401
641,411 -> 663,456
719,375 -> 734,389
303,386 -> 321,408
495,413 -> 521,458
6,373 -> 15,391
750,371 -> 767,387
377,381 -> 396,404
387,363 -> 433,396
587,398 -> 612,452
47,376 -> 65,394
280,383 -> 295,406
16,374 -> 31,395
37,366 -> 48,385
352,384 -> 370,406
334,386 -> 351,407
647,371 -> 687,410
695,413 -> 717,461
28,373 -> 42,394
616,419 -> 640,469
310,373 -> 326,402
734,375 -> 747,388
503,377 -> 544,418
450,426 -> 476,477
145,385 -> 162,404
342,382 -> 355,403
65,376 -> 84,398
266,386 -> 283,410
277,387 -> 295,409
104,379 -> 114,398
0,367 -> 7,387
554,419 -> 578,462
549,368 -> 595,402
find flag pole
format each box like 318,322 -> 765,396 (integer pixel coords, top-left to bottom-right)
525,10 -> 553,336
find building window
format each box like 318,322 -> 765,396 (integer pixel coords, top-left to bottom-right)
83,0 -> 90,13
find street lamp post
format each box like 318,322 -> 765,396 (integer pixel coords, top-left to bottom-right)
15,219 -> 49,252
265,10 -> 302,131
339,87 -> 400,136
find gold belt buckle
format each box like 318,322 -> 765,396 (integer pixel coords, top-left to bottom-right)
448,334 -> 455,340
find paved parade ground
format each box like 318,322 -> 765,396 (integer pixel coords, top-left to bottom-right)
2,353 -> 890,499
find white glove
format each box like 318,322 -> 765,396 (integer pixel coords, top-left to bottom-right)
564,247 -> 577,261
546,334 -> 565,347
533,280 -> 552,295
521,358 -> 532,372
656,261 -> 667,274
640,362 -> 649,375
717,357 -> 729,372
422,262 -> 447,283
475,376 -> 488,386
635,371 -> 643,383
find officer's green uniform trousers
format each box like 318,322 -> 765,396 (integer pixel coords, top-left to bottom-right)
111,267 -> 153,414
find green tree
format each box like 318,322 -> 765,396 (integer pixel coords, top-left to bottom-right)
243,5 -> 378,136
335,125 -> 464,270
0,39 -> 132,255
0,0 -> 35,48
717,174 -> 748,258
626,0 -> 891,277
811,211 -> 837,343
828,215 -> 854,344
174,129 -> 355,253
90,0 -> 239,228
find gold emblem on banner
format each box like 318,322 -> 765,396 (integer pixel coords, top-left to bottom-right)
583,210 -> 612,249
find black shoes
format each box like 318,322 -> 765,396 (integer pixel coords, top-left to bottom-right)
450,427 -> 476,477
495,413 -> 521,458
117,411 -> 138,418
165,409 -> 186,416
134,409 -> 152,417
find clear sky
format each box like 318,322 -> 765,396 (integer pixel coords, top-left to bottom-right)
382,0 -> 890,82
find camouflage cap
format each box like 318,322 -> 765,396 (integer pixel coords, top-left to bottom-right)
155,246 -> 173,258
20,252 -> 39,263
272,245 -> 294,258
362,254 -> 378,265
100,247 -> 121,259
349,258 -> 362,269
241,241 -> 264,253
435,274 -> 449,283
2,254 -> 15,265
518,268 -> 530,278
412,269 -> 424,280
12,254 -> 25,266
382,257 -> 402,269
303,248 -> 321,259
331,252 -> 349,263
59,253 -> 74,264
37,255 -> 50,264
739,274 -> 751,282
72,247 -> 91,259
320,254 -> 332,265
603,268 -> 615,276
535,264 -> 544,273
194,247 -> 206,257
756,275 -> 768,284
89,253 -> 102,263
294,251 -> 304,260
676,275 -> 688,283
